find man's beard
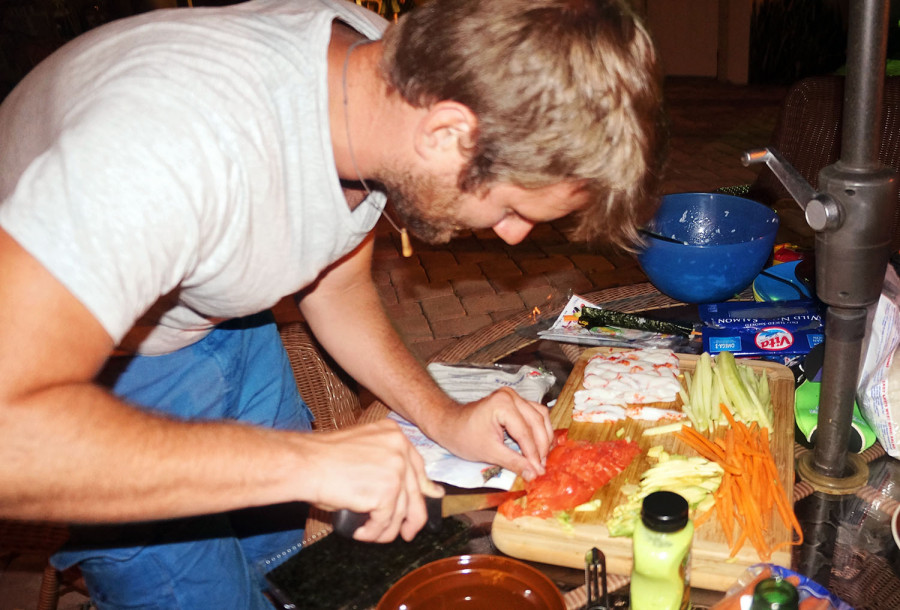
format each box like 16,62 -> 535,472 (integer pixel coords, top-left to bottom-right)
377,169 -> 468,245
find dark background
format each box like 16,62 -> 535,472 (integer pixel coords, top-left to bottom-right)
1,0 -> 899,101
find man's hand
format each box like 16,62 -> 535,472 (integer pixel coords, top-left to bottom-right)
424,387 -> 553,482
302,419 -> 443,543
296,237 -> 549,510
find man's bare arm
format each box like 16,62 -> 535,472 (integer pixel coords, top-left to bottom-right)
298,234 -> 552,480
0,229 -> 430,541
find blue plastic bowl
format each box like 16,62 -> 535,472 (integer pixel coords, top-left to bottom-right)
637,192 -> 779,303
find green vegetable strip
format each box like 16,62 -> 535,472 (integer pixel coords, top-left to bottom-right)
683,352 -> 775,432
715,351 -> 773,431
713,366 -> 731,424
757,370 -> 771,409
698,352 -> 713,431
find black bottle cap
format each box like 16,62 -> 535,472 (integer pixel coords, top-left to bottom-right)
641,491 -> 689,533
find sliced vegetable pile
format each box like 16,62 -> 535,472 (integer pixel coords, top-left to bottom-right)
676,405 -> 803,561
680,351 -> 774,432
499,429 -> 641,521
500,347 -> 801,566
606,446 -> 723,537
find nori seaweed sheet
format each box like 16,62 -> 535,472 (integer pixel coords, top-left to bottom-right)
265,517 -> 473,609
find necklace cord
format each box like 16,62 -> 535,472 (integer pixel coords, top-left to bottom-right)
342,38 -> 412,257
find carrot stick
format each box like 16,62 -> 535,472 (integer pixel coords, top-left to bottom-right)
675,433 -> 721,463
767,460 -> 804,545
754,454 -> 771,530
694,505 -> 714,527
734,472 -> 770,559
677,425 -> 727,461
728,528 -> 748,559
720,403 -> 738,427
716,473 -> 735,545
758,428 -> 804,546
725,427 -> 735,462
735,419 -> 753,444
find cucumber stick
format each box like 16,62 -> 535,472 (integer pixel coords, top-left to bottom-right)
682,351 -> 774,431
716,351 -> 773,430
606,448 -> 722,537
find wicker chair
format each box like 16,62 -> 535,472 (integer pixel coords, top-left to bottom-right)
744,75 -> 900,250
279,320 -> 363,432
0,520 -> 79,610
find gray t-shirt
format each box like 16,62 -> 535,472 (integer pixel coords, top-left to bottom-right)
0,0 -> 387,354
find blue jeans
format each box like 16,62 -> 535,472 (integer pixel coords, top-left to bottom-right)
52,312 -> 315,609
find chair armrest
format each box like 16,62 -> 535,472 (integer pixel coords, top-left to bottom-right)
278,321 -> 365,546
278,321 -> 362,433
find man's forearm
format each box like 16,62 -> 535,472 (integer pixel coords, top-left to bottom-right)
302,284 -> 458,435
298,240 -> 552,481
1,383 -> 311,522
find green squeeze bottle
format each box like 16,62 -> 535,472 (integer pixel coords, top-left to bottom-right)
630,491 -> 693,610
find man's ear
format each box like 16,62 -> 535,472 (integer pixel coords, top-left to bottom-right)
413,101 -> 477,164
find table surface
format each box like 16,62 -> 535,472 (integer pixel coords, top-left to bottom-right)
267,282 -> 900,610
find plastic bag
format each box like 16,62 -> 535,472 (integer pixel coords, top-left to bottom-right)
388,363 -> 556,490
710,563 -> 852,610
828,458 -> 900,609
857,264 -> 900,457
537,294 -> 697,352
425,362 -> 555,404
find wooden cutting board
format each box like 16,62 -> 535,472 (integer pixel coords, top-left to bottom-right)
491,347 -> 796,592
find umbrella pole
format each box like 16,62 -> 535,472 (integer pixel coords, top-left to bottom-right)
801,0 -> 897,486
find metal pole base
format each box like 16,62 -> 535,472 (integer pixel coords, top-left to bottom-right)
796,451 -> 868,495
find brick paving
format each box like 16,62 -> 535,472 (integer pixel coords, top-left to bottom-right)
364,76 -> 790,361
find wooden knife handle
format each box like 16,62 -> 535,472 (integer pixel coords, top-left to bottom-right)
333,496 -> 443,538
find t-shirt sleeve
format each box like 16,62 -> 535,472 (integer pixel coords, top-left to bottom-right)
0,93 -> 224,343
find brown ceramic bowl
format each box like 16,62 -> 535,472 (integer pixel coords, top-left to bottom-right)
376,554 -> 566,610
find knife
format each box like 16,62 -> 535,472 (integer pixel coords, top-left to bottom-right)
333,487 -> 526,538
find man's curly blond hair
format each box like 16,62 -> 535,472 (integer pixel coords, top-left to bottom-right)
381,0 -> 667,248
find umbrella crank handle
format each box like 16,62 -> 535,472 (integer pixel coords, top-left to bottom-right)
742,147 -> 842,232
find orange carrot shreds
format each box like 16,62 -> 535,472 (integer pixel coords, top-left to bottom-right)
675,426 -> 725,465
677,425 -> 727,460
766,457 -> 804,546
715,473 -> 735,545
678,410 -> 802,562
694,505 -> 715,527
720,403 -> 738,427
734,469 -> 771,559
735,420 -> 753,444
676,432 -> 741,476
674,433 -> 721,463
725,426 -> 735,457
728,528 -> 749,559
